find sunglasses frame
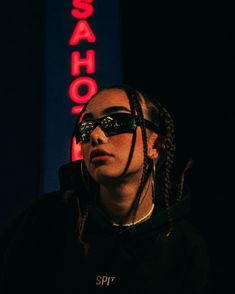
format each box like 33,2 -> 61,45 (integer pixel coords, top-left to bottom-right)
74,112 -> 159,143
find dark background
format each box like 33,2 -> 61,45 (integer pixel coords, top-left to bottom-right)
120,2 -> 234,293
1,1 -> 44,220
1,1 -> 234,292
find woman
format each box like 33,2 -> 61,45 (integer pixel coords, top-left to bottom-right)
0,85 -> 211,293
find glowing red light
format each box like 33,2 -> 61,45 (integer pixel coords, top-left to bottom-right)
71,49 -> 95,76
69,20 -> 96,45
69,76 -> 97,104
69,0 -> 97,161
71,0 -> 94,19
71,105 -> 85,115
71,137 -> 83,161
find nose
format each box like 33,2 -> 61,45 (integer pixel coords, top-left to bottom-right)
89,126 -> 108,146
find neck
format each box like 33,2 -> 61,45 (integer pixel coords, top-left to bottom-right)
99,176 -> 154,225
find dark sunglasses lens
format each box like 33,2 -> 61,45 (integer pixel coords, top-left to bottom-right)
100,113 -> 137,135
75,113 -> 138,143
76,121 -> 94,143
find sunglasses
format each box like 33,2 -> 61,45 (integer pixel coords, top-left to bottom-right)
74,112 -> 159,143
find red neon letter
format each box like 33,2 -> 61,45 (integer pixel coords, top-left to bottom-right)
71,137 -> 83,161
71,105 -> 85,115
71,50 -> 95,76
69,76 -> 97,104
69,20 -> 96,45
72,0 -> 94,19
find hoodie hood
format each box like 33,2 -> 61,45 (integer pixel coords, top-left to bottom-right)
87,190 -> 191,238
59,160 -> 191,239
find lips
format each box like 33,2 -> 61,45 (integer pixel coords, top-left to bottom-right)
90,149 -> 112,161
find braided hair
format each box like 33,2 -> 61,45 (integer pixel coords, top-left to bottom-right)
142,93 -> 176,236
66,84 -> 177,253
119,85 -> 176,235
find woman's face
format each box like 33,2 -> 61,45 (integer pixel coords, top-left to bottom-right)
81,88 -> 158,185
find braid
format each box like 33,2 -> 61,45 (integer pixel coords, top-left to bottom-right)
76,200 -> 90,255
76,160 -> 98,255
128,90 -> 151,219
108,85 -> 151,224
63,188 -> 90,255
155,101 -> 176,237
69,84 -> 178,253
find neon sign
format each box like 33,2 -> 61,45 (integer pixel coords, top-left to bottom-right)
69,0 -> 98,161
69,0 -> 97,116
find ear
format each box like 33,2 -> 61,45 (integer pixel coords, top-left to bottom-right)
147,132 -> 159,160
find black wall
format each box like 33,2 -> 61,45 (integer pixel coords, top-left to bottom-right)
0,1 -> 44,221
120,1 -> 234,293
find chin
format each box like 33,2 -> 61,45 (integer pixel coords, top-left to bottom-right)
91,168 -> 122,185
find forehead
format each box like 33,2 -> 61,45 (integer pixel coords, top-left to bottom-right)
85,89 -> 130,114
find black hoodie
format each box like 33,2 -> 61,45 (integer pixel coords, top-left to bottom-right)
0,161 -> 212,294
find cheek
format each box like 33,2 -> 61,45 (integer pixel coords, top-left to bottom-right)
81,130 -> 144,168
112,133 -> 136,152
113,131 -> 144,162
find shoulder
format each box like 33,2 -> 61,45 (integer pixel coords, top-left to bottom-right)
29,190 -> 64,209
170,219 -> 211,278
176,220 -> 212,292
0,191 -> 64,248
4,191 -> 63,222
173,219 -> 208,249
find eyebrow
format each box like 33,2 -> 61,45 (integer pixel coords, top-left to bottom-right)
82,106 -> 131,120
